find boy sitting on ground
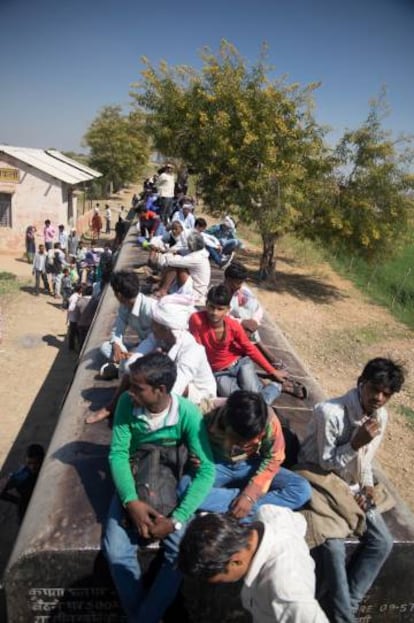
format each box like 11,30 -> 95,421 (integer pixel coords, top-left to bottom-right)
178,507 -> 328,622
103,352 -> 215,623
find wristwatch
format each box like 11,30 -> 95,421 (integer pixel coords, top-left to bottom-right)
172,519 -> 183,532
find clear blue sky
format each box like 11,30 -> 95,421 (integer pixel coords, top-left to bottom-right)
1,0 -> 413,153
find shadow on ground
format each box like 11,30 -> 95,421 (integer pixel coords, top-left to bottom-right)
235,247 -> 346,305
0,334 -> 78,583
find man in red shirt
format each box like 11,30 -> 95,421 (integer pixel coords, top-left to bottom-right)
138,205 -> 161,239
189,284 -> 289,405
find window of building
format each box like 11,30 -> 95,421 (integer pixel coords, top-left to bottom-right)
0,193 -> 12,227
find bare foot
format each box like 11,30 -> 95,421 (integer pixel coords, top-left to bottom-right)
85,407 -> 112,425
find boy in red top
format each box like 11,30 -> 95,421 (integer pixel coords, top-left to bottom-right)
189,284 -> 288,405
138,205 -> 161,239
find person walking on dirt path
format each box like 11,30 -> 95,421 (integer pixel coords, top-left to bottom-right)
43,219 -> 56,251
25,225 -> 37,263
91,206 -> 103,243
105,204 -> 112,234
32,244 -> 50,295
156,163 -> 175,224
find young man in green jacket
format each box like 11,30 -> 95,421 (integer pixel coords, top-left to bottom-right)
103,351 -> 215,623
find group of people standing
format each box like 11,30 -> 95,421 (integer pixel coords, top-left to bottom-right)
28,216 -> 118,353
81,179 -> 406,623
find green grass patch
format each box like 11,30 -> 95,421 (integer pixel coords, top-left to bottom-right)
329,244 -> 414,329
0,271 -> 19,296
224,215 -> 414,330
398,405 -> 414,428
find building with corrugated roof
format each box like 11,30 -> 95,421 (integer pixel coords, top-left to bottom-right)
0,145 -> 101,253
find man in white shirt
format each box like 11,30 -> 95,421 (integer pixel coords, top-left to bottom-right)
128,293 -> 216,404
171,200 -> 195,231
87,293 -> 215,424
178,505 -> 328,623
155,232 -> 211,307
98,270 -> 154,379
299,357 -> 405,622
105,204 -> 112,234
32,244 -> 50,295
156,163 -> 175,224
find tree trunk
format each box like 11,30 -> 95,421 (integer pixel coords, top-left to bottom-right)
259,232 -> 278,280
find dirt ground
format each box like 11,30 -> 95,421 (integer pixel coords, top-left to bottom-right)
0,187 -> 413,516
241,247 -> 414,512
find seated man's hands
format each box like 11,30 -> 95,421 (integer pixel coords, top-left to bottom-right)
150,516 -> 175,539
125,500 -> 161,538
351,418 -> 381,451
271,368 -> 289,384
112,343 -> 131,363
241,319 -> 259,334
355,486 -> 375,512
230,492 -> 255,519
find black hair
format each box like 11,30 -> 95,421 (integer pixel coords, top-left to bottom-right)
224,261 -> 248,281
224,391 -> 268,439
26,444 -> 45,460
129,352 -> 177,392
82,284 -> 93,296
194,217 -> 207,228
207,284 -> 232,307
178,513 -> 251,579
110,270 -> 140,299
358,357 -> 405,394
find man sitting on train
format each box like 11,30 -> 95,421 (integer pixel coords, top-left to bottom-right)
103,352 -> 215,623
97,270 -> 155,382
298,357 -> 405,622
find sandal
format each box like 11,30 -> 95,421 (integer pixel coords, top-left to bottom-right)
271,359 -> 288,371
282,378 -> 308,400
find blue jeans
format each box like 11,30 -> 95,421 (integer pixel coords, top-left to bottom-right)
214,356 -> 281,405
103,494 -> 185,623
206,240 -> 240,266
180,460 -> 311,519
314,509 -> 393,622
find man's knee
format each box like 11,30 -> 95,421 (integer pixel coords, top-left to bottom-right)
292,474 -> 312,507
367,513 -> 394,557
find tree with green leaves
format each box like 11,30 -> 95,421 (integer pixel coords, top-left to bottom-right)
132,42 -> 413,277
314,93 -> 414,261
132,41 -> 332,277
83,105 -> 149,193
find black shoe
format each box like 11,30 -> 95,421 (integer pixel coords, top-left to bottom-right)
99,362 -> 119,380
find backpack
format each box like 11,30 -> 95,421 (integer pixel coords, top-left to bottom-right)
128,443 -> 188,518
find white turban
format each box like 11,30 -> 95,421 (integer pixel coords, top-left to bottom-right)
151,293 -> 195,330
223,215 -> 235,230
